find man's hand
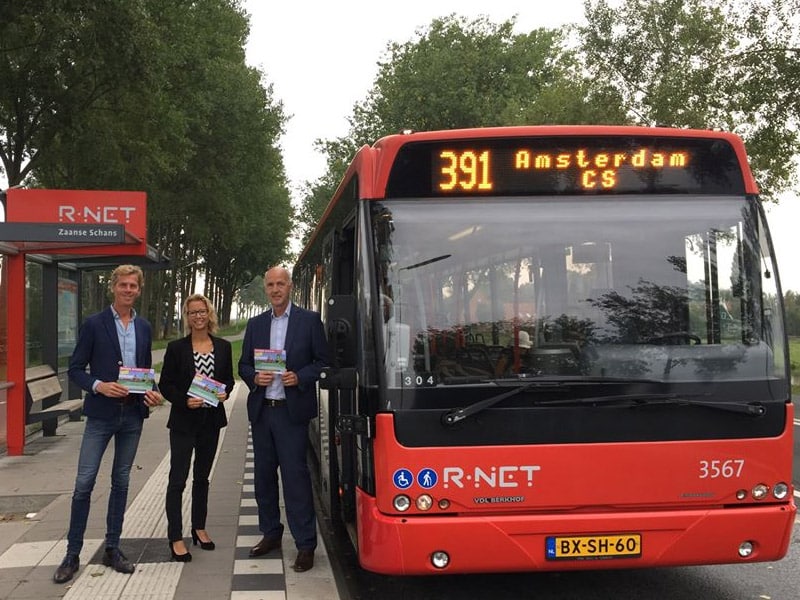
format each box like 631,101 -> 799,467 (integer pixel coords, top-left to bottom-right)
254,371 -> 275,387
97,381 -> 130,397
143,389 -> 164,407
281,371 -> 298,387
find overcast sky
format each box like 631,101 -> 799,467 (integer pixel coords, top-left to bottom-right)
242,0 -> 799,292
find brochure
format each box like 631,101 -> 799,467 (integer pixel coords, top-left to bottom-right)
118,367 -> 155,394
254,348 -> 286,373
188,372 -> 226,407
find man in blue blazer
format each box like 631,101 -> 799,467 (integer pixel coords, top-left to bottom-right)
53,265 -> 163,584
238,266 -> 329,573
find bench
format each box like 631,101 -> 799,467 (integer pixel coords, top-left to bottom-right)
25,365 -> 83,436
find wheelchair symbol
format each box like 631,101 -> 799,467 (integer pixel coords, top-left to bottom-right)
393,468 -> 414,489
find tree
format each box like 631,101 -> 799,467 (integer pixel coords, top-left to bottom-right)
298,14 -> 628,242
785,290 -> 800,337
580,0 -> 800,200
13,0 -> 292,332
0,0 -> 181,199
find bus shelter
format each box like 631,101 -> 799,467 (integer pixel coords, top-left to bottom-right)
0,189 -> 166,455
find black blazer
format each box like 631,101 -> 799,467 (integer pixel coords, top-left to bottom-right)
159,335 -> 235,433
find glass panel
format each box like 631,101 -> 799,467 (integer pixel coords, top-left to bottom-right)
371,196 -> 785,390
57,271 -> 79,369
25,261 -> 43,367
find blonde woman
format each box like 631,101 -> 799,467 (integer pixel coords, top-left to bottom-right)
159,294 -> 234,561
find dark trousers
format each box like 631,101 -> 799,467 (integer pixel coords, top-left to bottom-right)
251,404 -> 316,551
165,417 -> 220,542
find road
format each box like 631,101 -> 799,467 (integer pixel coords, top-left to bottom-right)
329,544 -> 799,599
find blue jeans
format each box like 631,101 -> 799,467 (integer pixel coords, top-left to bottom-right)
66,406 -> 144,556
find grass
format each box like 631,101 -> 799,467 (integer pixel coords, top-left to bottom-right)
789,336 -> 800,368
789,336 -> 800,395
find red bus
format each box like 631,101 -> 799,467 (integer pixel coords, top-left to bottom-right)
293,126 -> 795,575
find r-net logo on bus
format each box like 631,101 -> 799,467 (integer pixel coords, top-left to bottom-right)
441,465 -> 542,489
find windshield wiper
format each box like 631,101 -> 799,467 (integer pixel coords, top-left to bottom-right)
441,376 -> 660,425
441,389 -> 766,427
568,393 -> 767,416
441,381 -> 558,425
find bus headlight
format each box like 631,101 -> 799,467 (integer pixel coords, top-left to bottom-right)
738,541 -> 754,558
772,482 -> 789,499
751,484 -> 769,500
393,495 -> 411,512
431,550 -> 450,569
416,494 -> 433,511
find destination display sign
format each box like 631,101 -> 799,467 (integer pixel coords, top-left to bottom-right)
385,136 -> 745,197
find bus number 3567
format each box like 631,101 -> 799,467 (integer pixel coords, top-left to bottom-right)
699,459 -> 745,478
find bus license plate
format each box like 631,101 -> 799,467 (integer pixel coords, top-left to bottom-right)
545,534 -> 642,560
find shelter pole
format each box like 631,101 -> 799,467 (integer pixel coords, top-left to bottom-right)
6,254 -> 26,455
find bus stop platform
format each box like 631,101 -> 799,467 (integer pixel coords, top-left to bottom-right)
0,381 -> 341,600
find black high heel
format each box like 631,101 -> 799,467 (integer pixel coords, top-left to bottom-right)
191,528 -> 216,551
169,541 -> 192,562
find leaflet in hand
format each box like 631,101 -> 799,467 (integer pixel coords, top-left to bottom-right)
188,372 -> 226,407
254,348 -> 286,373
118,367 -> 155,394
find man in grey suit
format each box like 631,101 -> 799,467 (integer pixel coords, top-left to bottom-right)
238,266 -> 329,572
53,264 -> 163,584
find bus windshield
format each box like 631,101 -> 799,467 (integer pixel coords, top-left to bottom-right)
370,195 -> 786,389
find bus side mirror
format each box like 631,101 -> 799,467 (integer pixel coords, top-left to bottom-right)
326,295 -> 357,368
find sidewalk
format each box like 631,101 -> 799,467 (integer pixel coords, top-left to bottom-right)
0,381 -> 340,600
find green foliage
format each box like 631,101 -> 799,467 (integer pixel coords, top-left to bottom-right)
784,291 -> 800,337
0,0 -> 180,188
299,13 -> 624,236
296,2 -> 800,237
788,337 -> 800,386
6,2 -> 800,335
2,0 -> 292,329
581,0 -> 800,200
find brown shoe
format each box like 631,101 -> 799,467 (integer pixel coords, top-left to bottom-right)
292,549 -> 314,572
249,536 -> 281,557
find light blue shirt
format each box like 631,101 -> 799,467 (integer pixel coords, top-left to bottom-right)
112,305 -> 138,367
266,303 -> 291,399
92,306 -> 137,393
